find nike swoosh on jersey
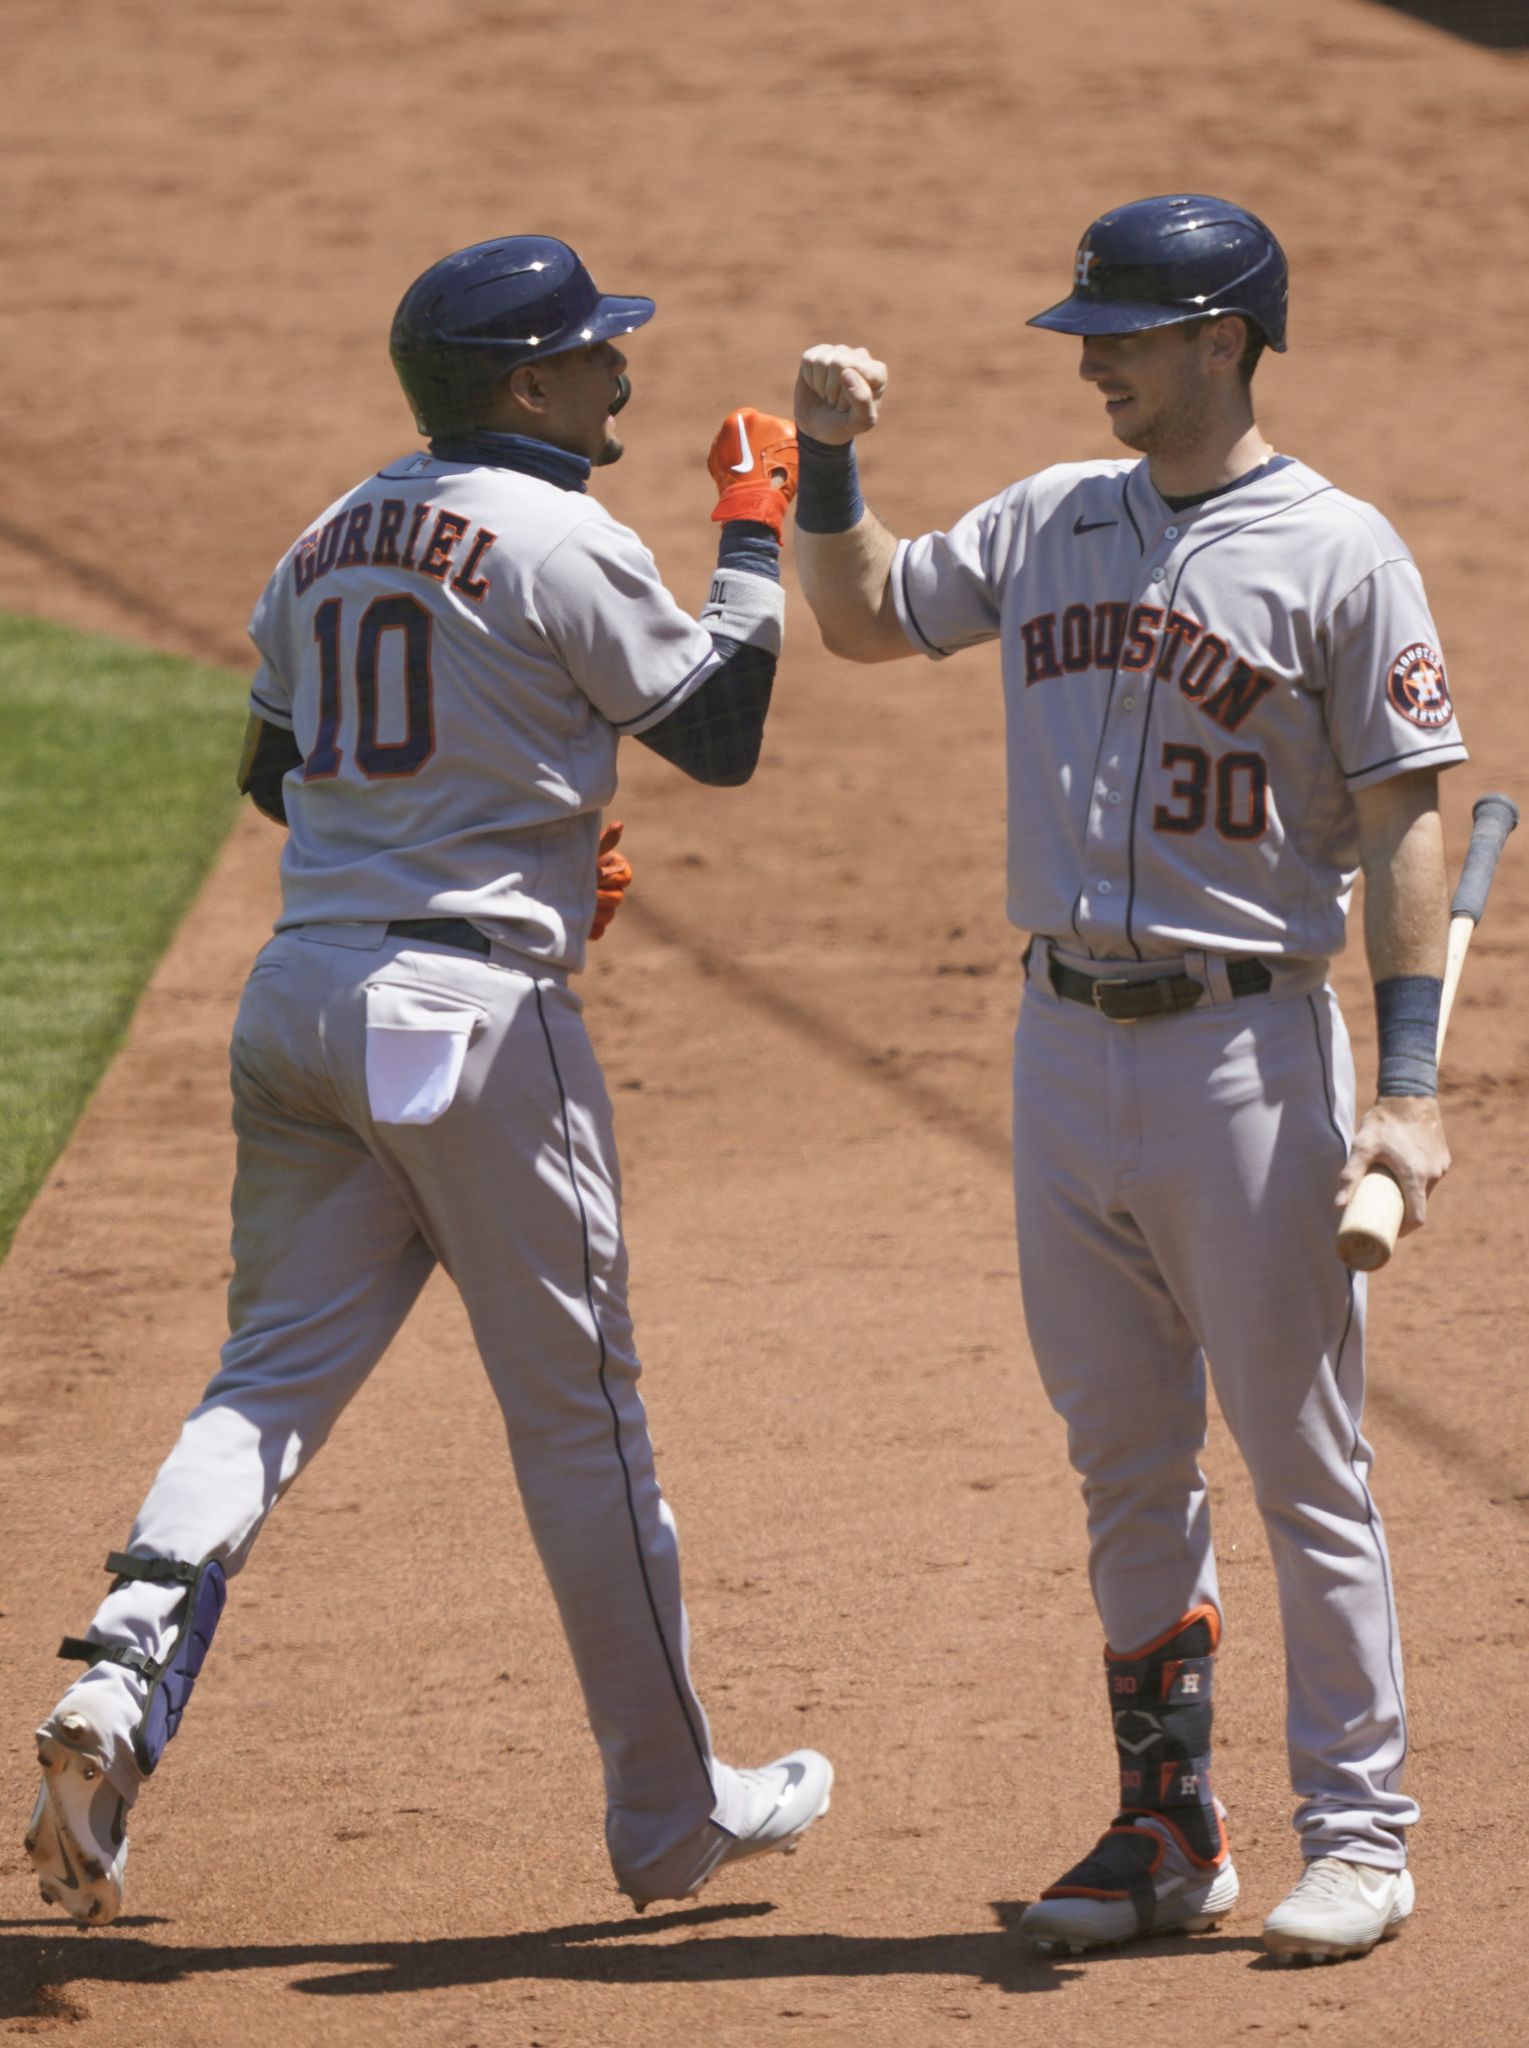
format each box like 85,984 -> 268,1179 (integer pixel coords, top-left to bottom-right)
729,413 -> 756,475
1073,515 -> 1118,534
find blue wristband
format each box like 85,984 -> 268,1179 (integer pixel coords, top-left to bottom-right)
1374,974 -> 1442,1097
716,520 -> 781,582
795,432 -> 866,534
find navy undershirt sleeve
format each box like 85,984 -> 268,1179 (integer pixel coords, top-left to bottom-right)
241,721 -> 304,826
635,522 -> 779,786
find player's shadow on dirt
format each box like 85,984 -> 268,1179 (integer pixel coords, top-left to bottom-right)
1366,0 -> 1529,46
0,1902 -> 1263,2014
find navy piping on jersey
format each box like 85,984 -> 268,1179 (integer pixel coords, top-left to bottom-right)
1305,991 -> 1410,1792
607,647 -> 725,733
1119,474 -> 1339,957
899,549 -> 943,655
531,982 -> 716,1791
1120,473 -> 1147,552
1070,473 -> 1143,949
250,690 -> 291,724
1343,736 -> 1463,783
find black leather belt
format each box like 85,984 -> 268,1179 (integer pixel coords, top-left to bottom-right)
1048,953 -> 1272,1021
386,918 -> 492,957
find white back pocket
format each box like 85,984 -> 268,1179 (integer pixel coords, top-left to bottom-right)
364,982 -> 485,1126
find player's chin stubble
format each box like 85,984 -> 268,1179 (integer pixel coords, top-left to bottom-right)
1113,363 -> 1211,460
1114,394 -> 1192,460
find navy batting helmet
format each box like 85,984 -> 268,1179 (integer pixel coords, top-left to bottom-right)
389,235 -> 656,437
1028,195 -> 1288,353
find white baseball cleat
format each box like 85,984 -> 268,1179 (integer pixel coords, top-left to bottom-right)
1020,1813 -> 1239,1954
617,1749 -> 834,1910
26,1711 -> 131,1927
1262,1856 -> 1414,1963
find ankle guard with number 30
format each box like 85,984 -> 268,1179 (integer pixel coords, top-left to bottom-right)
58,1552 -> 227,1774
1041,1604 -> 1227,1911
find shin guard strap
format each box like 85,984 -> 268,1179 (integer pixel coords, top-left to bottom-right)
106,1551 -> 202,1589
57,1636 -> 163,1679
1042,1824 -> 1163,1935
66,1551 -> 228,1775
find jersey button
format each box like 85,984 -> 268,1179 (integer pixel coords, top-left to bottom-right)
1106,790 -> 1122,805
1165,525 -> 1180,540
1150,566 -> 1167,583
1096,879 -> 1113,894
1121,694 -> 1137,710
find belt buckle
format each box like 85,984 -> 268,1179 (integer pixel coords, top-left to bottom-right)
1089,975 -> 1137,1021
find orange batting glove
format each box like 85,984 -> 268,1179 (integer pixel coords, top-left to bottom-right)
708,408 -> 799,538
590,820 -> 634,942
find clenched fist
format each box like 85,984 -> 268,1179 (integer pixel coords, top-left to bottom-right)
794,344 -> 888,445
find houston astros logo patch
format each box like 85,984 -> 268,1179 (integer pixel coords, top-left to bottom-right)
1387,643 -> 1452,729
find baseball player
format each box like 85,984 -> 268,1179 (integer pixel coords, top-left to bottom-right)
791,196 -> 1463,1963
26,234 -> 831,1927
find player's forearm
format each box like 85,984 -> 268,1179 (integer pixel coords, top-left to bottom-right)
794,510 -> 907,664
1354,769 -> 1450,1108
636,642 -> 774,785
1355,772 -> 1449,983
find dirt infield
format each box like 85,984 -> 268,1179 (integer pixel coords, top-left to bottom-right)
2,3 -> 1526,2042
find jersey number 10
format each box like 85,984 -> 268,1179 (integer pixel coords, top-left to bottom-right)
304,595 -> 436,781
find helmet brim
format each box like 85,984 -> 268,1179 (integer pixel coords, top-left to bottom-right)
561,293 -> 656,351
1027,294 -> 1287,351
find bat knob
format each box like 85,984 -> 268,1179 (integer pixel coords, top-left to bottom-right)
1335,1170 -> 1405,1272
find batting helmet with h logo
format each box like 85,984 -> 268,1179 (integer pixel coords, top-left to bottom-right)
1028,195 -> 1288,352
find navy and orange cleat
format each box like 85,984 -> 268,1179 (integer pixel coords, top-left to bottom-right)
1020,1801 -> 1238,1954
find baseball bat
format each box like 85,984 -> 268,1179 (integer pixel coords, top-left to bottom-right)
1336,792 -> 1519,1272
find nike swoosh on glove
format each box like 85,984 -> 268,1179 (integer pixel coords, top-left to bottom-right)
708,409 -> 799,537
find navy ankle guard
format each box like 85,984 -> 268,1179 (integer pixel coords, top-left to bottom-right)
1042,1604 -> 1227,1921
1107,1602 -> 1223,1861
58,1551 -> 226,1774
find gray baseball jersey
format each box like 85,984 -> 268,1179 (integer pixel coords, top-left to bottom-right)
891,454 -> 1466,960
247,451 -> 775,970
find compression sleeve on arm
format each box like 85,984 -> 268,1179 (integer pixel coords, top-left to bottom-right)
237,714 -> 304,826
635,521 -> 781,786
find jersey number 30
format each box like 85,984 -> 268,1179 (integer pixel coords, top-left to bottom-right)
1153,742 -> 1267,841
304,595 -> 435,780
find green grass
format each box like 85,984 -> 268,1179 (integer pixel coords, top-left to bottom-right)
0,613 -> 245,1260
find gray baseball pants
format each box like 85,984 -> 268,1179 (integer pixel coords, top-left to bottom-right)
55,925 -> 747,1883
1012,940 -> 1416,1867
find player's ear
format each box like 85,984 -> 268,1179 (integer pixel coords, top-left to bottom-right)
503,361 -> 553,418
1207,316 -> 1248,375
